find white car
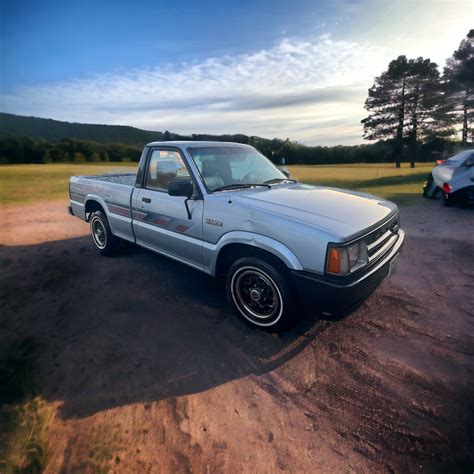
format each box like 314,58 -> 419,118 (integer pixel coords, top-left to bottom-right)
431,150 -> 474,206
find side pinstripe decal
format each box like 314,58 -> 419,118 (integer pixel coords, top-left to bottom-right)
132,207 -> 192,234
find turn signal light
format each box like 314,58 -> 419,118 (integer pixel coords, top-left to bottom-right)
327,248 -> 341,274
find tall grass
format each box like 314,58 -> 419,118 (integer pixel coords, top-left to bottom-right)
0,339 -> 53,473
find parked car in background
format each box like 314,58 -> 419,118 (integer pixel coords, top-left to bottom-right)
430,150 -> 474,206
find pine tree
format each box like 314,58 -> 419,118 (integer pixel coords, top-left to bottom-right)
362,56 -> 440,167
441,30 -> 474,144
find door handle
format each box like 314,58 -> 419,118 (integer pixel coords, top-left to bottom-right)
142,197 -> 151,203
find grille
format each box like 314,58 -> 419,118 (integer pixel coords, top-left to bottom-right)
365,214 -> 400,262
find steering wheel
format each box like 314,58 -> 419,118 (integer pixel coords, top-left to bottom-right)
242,171 -> 259,183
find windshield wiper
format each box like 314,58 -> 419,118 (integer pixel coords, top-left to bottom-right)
263,178 -> 297,185
212,183 -> 271,192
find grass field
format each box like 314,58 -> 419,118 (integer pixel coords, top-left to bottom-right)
288,162 -> 432,206
0,162 -> 431,205
0,162 -> 136,205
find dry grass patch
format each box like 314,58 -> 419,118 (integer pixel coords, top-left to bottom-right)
0,339 -> 54,474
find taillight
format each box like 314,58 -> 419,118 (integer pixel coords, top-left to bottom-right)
436,159 -> 446,165
442,183 -> 452,193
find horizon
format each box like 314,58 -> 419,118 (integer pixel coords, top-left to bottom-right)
1,0 -> 472,146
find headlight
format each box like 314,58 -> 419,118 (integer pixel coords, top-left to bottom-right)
326,241 -> 368,275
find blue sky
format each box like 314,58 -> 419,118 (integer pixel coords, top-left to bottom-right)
1,0 -> 473,145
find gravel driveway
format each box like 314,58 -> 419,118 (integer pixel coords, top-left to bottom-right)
1,198 -> 473,472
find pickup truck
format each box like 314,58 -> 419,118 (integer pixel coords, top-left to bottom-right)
69,141 -> 405,330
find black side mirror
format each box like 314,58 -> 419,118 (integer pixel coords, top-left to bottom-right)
168,179 -> 194,220
168,179 -> 193,198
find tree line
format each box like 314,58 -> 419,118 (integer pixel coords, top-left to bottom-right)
0,133 -> 461,166
0,136 -> 142,164
362,29 -> 473,167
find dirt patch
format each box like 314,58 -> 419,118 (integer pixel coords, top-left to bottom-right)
1,197 -> 473,472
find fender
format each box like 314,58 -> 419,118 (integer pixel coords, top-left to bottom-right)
204,231 -> 303,276
83,194 -> 110,221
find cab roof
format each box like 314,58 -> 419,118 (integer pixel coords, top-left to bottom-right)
145,141 -> 253,149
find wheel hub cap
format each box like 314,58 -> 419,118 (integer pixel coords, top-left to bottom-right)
250,289 -> 261,302
232,267 -> 282,322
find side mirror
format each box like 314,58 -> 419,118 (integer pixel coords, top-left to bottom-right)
168,179 -> 194,220
168,179 -> 193,198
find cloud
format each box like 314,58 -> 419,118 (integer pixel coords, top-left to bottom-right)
1,36 -> 383,145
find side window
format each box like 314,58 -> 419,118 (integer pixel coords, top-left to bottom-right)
145,150 -> 190,191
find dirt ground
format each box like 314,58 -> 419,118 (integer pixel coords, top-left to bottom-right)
1,198 -> 473,473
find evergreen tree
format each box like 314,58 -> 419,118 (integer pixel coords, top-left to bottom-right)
362,56 -> 440,167
441,30 -> 474,144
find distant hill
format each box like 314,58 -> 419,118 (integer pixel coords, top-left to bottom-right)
0,112 -> 164,146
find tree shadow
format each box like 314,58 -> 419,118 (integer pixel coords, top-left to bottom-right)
352,172 -> 429,188
0,236 -> 328,420
302,171 -> 428,191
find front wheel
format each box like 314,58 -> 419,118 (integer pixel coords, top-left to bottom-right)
90,210 -> 121,256
226,257 -> 295,331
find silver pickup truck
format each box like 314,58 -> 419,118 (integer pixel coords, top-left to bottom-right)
69,141 -> 404,330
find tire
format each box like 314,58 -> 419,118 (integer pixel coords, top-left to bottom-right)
442,192 -> 454,207
90,210 -> 121,256
226,257 -> 295,331
422,174 -> 434,198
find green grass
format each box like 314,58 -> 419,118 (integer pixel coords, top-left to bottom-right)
0,162 -> 431,205
0,162 -> 136,204
0,339 -> 53,474
288,162 -> 432,205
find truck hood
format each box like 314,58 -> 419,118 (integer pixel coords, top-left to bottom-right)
231,184 -> 398,240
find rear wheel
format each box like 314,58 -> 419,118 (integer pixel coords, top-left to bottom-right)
90,210 -> 120,256
226,257 -> 295,331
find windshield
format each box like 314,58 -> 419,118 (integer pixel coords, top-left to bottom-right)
188,146 -> 287,191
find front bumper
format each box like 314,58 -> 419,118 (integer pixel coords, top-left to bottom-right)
291,229 -> 405,315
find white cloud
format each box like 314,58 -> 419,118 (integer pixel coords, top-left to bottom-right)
1,36 -> 385,145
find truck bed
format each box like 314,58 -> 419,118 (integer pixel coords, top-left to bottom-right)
79,173 -> 137,186
69,173 -> 137,242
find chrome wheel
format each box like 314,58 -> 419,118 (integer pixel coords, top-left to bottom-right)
91,216 -> 107,249
231,266 -> 283,325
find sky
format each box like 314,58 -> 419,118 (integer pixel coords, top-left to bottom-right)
0,0 -> 473,145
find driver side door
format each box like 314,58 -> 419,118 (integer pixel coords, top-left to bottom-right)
132,147 -> 204,269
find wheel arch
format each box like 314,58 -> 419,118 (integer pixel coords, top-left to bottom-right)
84,196 -> 108,222
212,233 -> 303,277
